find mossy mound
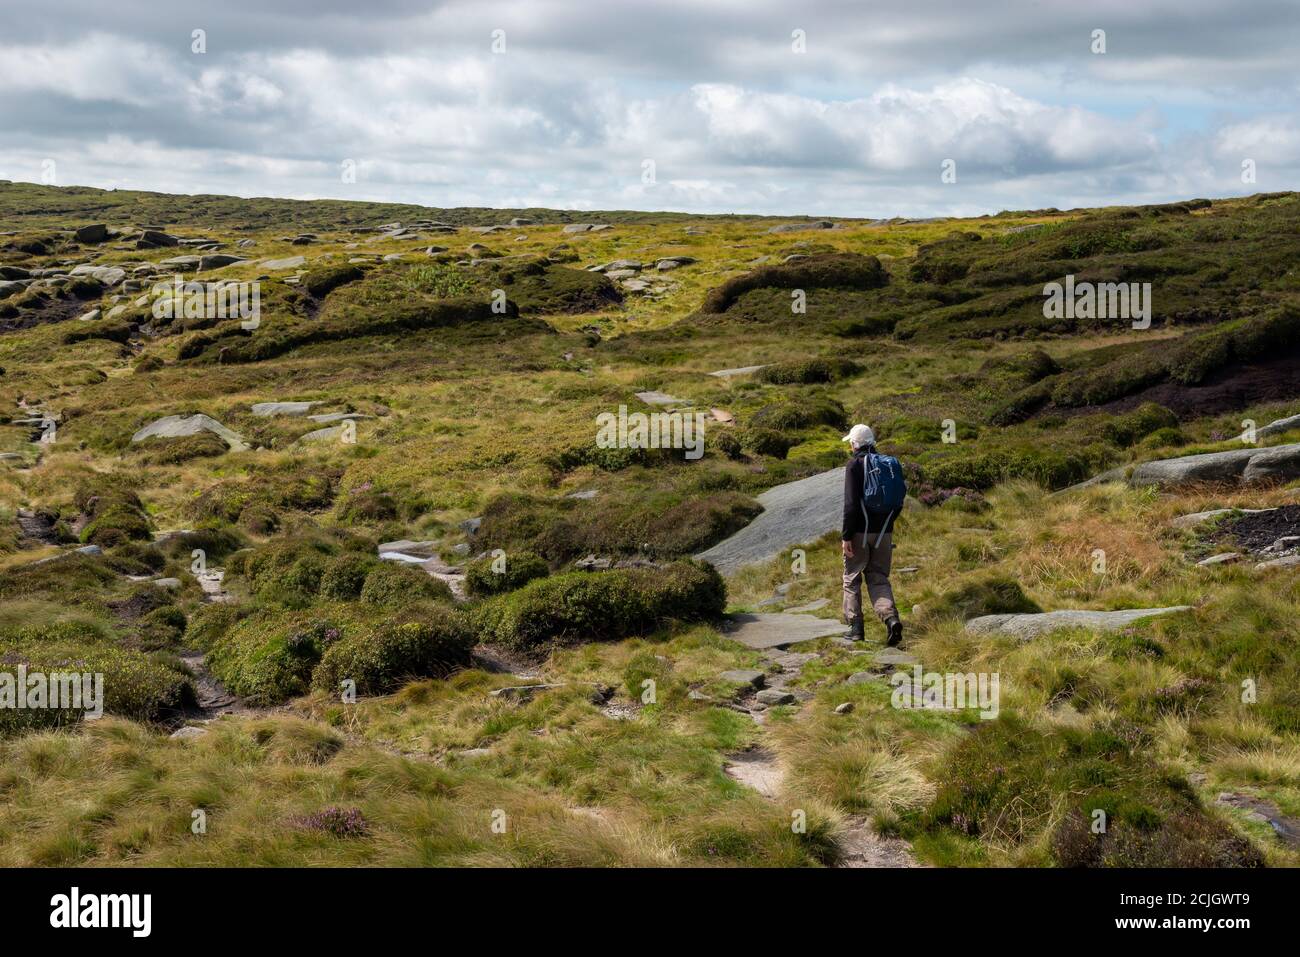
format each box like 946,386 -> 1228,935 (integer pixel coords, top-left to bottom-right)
474,560 -> 725,651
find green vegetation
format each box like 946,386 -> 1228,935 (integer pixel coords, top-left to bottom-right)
2,183 -> 1298,868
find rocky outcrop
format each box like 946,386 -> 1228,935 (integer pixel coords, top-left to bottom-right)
696,468 -> 843,575
966,606 -> 1193,640
131,413 -> 248,451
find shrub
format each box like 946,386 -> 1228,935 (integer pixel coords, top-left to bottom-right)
711,430 -> 744,460
750,396 -> 847,432
360,561 -> 454,607
185,602 -> 247,651
311,604 -> 474,696
756,358 -> 860,385
475,560 -> 725,651
130,432 -> 229,465
208,609 -> 343,704
0,640 -> 191,734
921,443 -> 1111,491
336,490 -> 399,524
319,553 -> 379,600
465,550 -> 549,596
1101,403 -> 1179,447
741,427 -> 797,459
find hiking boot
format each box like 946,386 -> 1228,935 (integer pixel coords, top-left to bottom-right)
842,619 -> 865,641
885,616 -> 904,647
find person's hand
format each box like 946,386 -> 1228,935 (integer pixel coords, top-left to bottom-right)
842,539 -> 854,558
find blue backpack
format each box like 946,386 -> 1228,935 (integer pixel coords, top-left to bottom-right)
862,451 -> 906,544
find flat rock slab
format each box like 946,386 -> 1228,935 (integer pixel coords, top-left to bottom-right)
1197,552 -> 1242,566
719,669 -> 766,688
786,598 -> 830,614
967,606 -> 1193,640
709,365 -> 767,378
874,648 -> 919,667
696,468 -> 843,575
634,390 -> 688,406
261,256 -> 307,270
1171,507 -> 1274,529
723,748 -> 783,798
131,413 -> 248,452
723,612 -> 843,650
377,539 -> 439,557
1259,412 -> 1300,438
251,401 -> 321,416
1129,443 -> 1300,488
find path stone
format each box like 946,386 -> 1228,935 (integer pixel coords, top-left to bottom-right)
634,390 -> 688,407
723,748 -> 783,798
719,669 -> 766,688
755,689 -> 795,706
722,612 -> 843,650
131,413 -> 248,452
847,671 -> 883,685
834,702 -> 854,714
874,648 -> 919,667
696,468 -> 843,575
836,819 -> 920,868
966,606 -> 1193,640
785,598 -> 830,614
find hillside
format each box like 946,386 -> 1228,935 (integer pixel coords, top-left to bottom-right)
1,183 -> 1298,867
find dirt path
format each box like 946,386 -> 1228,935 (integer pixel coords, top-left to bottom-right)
719,620 -> 921,867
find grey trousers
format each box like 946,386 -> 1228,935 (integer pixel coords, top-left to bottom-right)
842,532 -> 897,624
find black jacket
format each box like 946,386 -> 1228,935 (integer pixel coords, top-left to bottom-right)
842,445 -> 899,540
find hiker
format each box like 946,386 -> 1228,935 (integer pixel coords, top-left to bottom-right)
841,424 -> 904,646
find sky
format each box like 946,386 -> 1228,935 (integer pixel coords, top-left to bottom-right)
1,0 -> 1298,217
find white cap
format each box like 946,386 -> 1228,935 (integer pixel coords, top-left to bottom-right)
842,424 -> 875,447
